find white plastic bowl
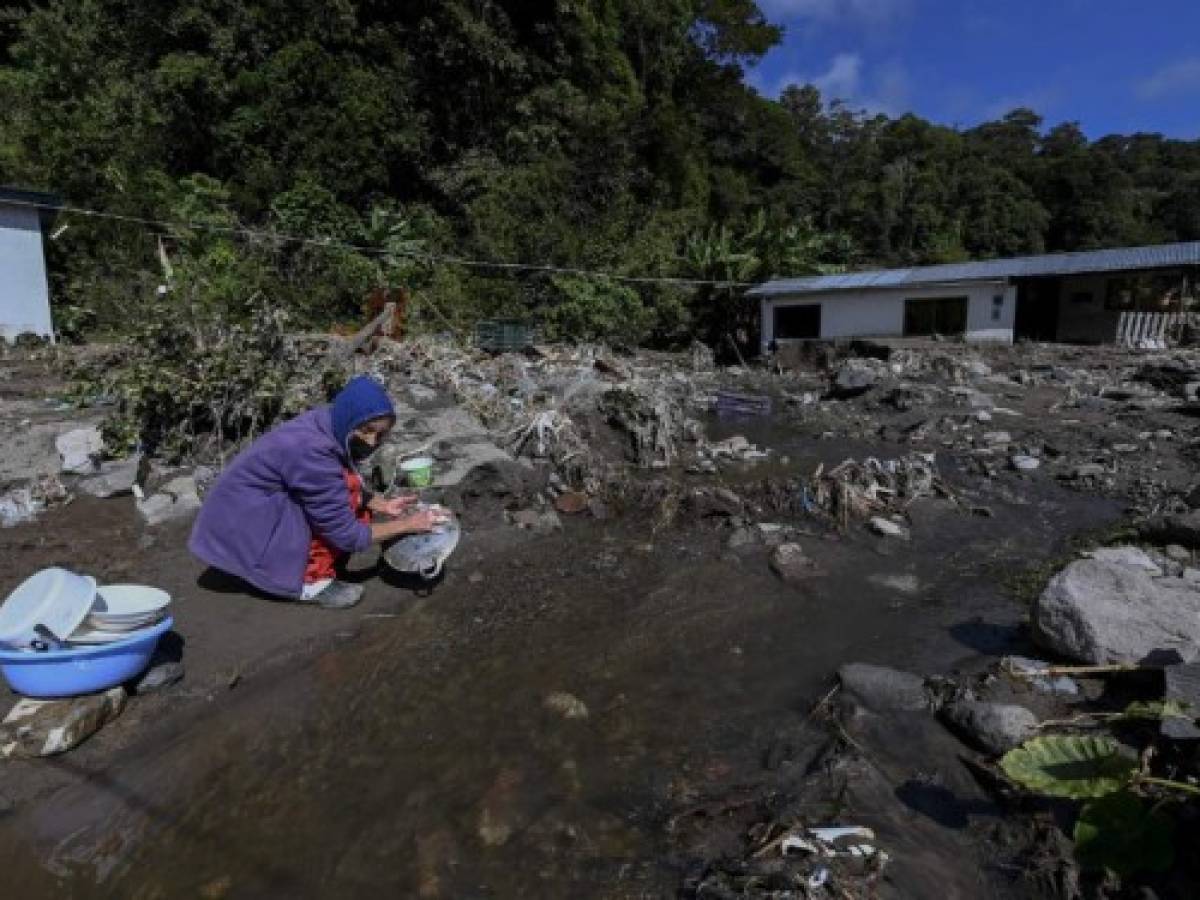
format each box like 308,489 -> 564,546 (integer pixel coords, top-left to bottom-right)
0,568 -> 98,647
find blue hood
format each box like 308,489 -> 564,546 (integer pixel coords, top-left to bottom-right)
330,375 -> 395,455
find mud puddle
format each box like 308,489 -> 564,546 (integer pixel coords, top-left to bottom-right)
0,464 -> 1120,900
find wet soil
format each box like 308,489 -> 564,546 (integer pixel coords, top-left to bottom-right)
0,470 -> 1118,899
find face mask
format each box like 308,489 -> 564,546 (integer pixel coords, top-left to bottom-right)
348,435 -> 376,462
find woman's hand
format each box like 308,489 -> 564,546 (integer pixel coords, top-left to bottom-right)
372,494 -> 420,518
395,506 -> 451,535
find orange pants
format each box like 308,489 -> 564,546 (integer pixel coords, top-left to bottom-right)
303,469 -> 370,584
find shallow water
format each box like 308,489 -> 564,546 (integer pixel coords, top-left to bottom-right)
0,460 -> 1119,899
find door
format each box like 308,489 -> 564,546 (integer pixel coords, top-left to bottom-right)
903,296 -> 967,337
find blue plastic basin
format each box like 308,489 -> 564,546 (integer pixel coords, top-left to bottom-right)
0,617 -> 173,698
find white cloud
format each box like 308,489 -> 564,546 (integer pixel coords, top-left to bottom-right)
812,52 -> 863,99
1137,57 -> 1200,100
766,53 -> 912,116
758,0 -> 910,27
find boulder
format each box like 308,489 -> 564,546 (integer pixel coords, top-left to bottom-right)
136,475 -> 202,526
769,543 -> 813,582
77,456 -> 141,498
1033,558 -> 1200,665
1084,545 -> 1162,575
941,701 -> 1039,755
55,427 -> 103,474
830,361 -> 878,399
838,663 -> 930,712
0,688 -> 127,758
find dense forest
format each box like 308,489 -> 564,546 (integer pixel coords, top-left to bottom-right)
2,0 -> 1199,345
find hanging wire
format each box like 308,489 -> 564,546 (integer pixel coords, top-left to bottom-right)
3,195 -> 756,290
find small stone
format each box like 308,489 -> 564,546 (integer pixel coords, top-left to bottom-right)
942,701 -> 1039,755
1164,544 -> 1192,564
975,410 -> 993,423
769,543 -> 813,582
869,573 -> 920,595
1071,463 -> 1107,479
0,688 -> 127,758
553,492 -> 589,515
838,663 -> 929,712
544,692 -> 589,720
1010,454 -> 1040,472
587,498 -> 609,520
468,572 -> 485,584
132,661 -> 184,695
868,517 -> 909,540
1112,443 -> 1138,454
981,431 -> 1012,446
727,527 -> 757,550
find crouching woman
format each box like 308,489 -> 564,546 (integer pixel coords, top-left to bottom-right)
189,375 -> 444,609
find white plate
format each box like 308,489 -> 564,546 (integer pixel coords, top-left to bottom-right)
91,585 -> 171,618
83,613 -> 164,632
0,568 -> 97,646
67,625 -> 148,645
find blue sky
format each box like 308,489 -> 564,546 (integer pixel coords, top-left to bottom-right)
745,0 -> 1200,138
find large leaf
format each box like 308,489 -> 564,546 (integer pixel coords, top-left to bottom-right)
1000,735 -> 1136,799
1074,790 -> 1174,876
1118,700 -> 1193,722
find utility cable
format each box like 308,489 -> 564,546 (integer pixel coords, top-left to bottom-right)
2,195 -> 756,289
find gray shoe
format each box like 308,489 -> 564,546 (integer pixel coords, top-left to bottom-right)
301,580 -> 364,609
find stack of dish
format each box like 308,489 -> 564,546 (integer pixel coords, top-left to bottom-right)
0,567 -> 174,698
70,585 -> 171,644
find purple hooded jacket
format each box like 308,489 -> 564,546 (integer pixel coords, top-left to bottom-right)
188,377 -> 394,597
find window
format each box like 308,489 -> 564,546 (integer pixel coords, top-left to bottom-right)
774,304 -> 821,340
904,296 -> 967,337
992,294 -> 1005,321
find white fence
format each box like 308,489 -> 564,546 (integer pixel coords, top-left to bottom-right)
1115,311 -> 1199,348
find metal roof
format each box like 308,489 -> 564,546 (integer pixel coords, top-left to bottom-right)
749,241 -> 1200,298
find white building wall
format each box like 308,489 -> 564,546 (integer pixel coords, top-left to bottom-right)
761,281 -> 1015,351
0,203 -> 53,342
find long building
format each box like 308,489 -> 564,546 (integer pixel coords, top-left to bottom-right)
751,241 -> 1200,351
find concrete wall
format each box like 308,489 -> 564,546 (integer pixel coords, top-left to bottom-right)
0,203 -> 53,341
1054,273 -> 1128,343
760,281 -> 1016,352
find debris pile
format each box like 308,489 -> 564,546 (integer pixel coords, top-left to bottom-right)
805,453 -> 944,528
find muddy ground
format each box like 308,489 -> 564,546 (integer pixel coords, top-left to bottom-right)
0,340 -> 1198,899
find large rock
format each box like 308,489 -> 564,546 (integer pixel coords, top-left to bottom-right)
0,688 -> 127,758
838,663 -> 930,712
77,456 -> 141,498
830,360 -> 879,399
1084,545 -> 1163,574
55,427 -> 103,474
941,701 -> 1038,755
1033,558 -> 1200,665
136,475 -> 202,526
